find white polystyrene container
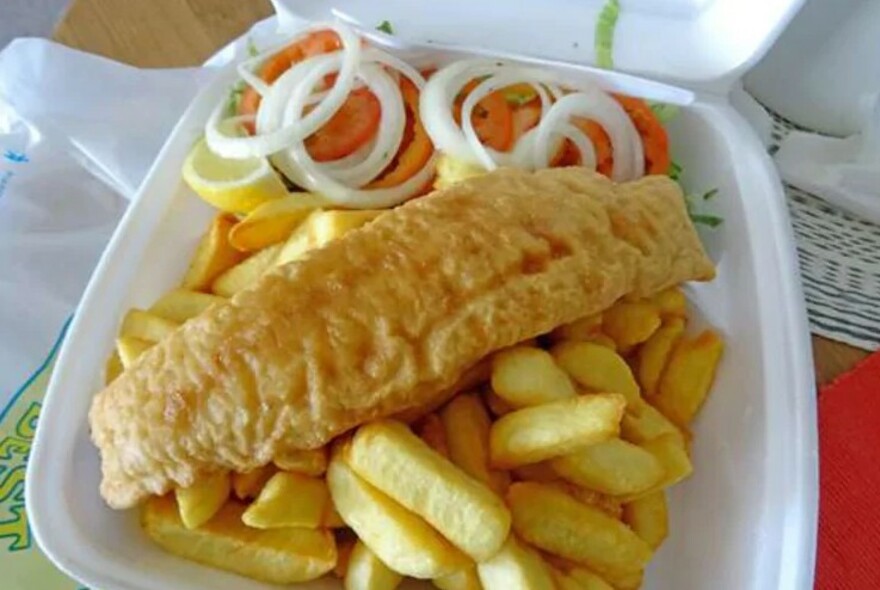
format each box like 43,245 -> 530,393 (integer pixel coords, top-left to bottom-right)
27,2 -> 817,590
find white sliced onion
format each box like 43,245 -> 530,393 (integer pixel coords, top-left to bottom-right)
205,23 -> 436,208
206,22 -> 361,159
421,58 -> 648,181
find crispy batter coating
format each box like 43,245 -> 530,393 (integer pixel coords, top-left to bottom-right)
90,168 -> 714,508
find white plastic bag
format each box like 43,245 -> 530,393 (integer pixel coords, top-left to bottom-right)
0,19 -> 277,588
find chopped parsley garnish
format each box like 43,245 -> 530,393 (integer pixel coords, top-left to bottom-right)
376,20 -> 394,34
246,38 -> 259,57
684,188 -> 724,228
690,214 -> 724,228
649,102 -> 680,123
504,90 -> 536,106
668,161 -> 683,182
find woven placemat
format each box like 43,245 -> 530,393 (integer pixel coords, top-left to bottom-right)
768,111 -> 880,351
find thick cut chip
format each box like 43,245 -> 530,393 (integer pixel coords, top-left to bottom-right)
601,301 -> 661,349
120,309 -> 178,343
567,567 -> 615,590
549,314 -> 604,343
276,209 -> 382,265
105,352 -> 123,385
551,438 -> 665,496
327,451 -> 469,579
175,471 -> 230,530
142,495 -> 336,584
229,193 -> 326,252
345,540 -> 404,590
116,336 -> 153,369
544,481 -> 623,520
512,462 -> 561,484
507,482 -> 652,578
274,447 -> 328,476
232,464 -> 276,500
211,243 -> 282,297
433,566 -> 483,590
489,394 -> 625,469
491,346 -> 577,408
485,392 -> 515,417
650,287 -> 687,318
623,491 -> 669,550
476,536 -> 556,590
620,434 -> 693,502
149,289 -> 225,323
182,214 -> 246,291
347,420 -> 511,562
441,394 -> 504,492
242,471 -> 329,529
654,330 -> 724,426
552,342 -> 641,407
620,401 -> 686,448
637,317 -> 686,398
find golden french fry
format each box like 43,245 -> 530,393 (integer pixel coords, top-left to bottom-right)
274,447 -> 328,476
584,333 -> 618,351
416,413 -> 450,458
335,536 -> 357,578
602,301 -> 661,349
600,568 -> 644,590
120,309 -> 178,343
549,314 -> 604,343
433,566 -> 483,590
276,209 -> 382,265
345,539 -> 404,590
228,193 -> 326,252
442,393 -> 505,493
347,420 -> 510,562
620,434 -> 693,502
434,154 -> 487,190
476,536 -> 556,590
636,317 -> 686,398
142,495 -> 336,584
242,471 -> 329,529
211,243 -> 282,297
489,394 -> 625,469
232,464 -> 276,500
623,491 -> 669,550
182,214 -> 246,291
116,336 -> 153,369
650,287 -> 687,318
654,330 -> 724,426
149,289 -> 225,323
551,438 -> 665,496
566,567 -> 615,590
544,481 -> 623,520
485,391 -> 515,417
552,342 -> 641,407
507,482 -> 652,578
105,352 -> 123,385
491,346 -> 577,408
550,563 -> 607,590
619,402 -> 686,448
175,471 -> 230,529
327,450 -> 469,579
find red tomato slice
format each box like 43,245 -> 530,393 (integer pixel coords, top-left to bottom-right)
237,30 -> 380,162
454,80 -> 514,152
613,95 -> 671,175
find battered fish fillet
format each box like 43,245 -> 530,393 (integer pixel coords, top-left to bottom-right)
90,168 -> 715,509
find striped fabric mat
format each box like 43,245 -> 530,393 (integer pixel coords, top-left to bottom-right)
769,111 -> 880,351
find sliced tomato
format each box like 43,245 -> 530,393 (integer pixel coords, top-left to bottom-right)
454,80 -> 514,152
237,30 -> 380,161
304,88 -> 381,162
510,100 -> 542,143
369,78 -> 434,190
613,95 -> 671,175
562,118 -> 614,176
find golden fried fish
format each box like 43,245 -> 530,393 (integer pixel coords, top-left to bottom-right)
90,168 -> 714,509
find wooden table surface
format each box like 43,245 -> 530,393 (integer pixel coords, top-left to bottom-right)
53,0 -> 872,385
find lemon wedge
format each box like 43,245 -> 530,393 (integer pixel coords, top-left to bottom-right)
182,138 -> 288,213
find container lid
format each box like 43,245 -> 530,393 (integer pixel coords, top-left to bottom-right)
271,0 -> 806,90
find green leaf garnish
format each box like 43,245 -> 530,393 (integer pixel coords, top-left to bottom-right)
668,161 -> 683,181
246,38 -> 259,57
649,102 -> 680,123
376,20 -> 394,34
689,214 -> 724,228
702,188 -> 719,201
595,0 -> 620,69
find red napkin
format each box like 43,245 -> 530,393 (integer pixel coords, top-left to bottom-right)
816,350 -> 880,589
